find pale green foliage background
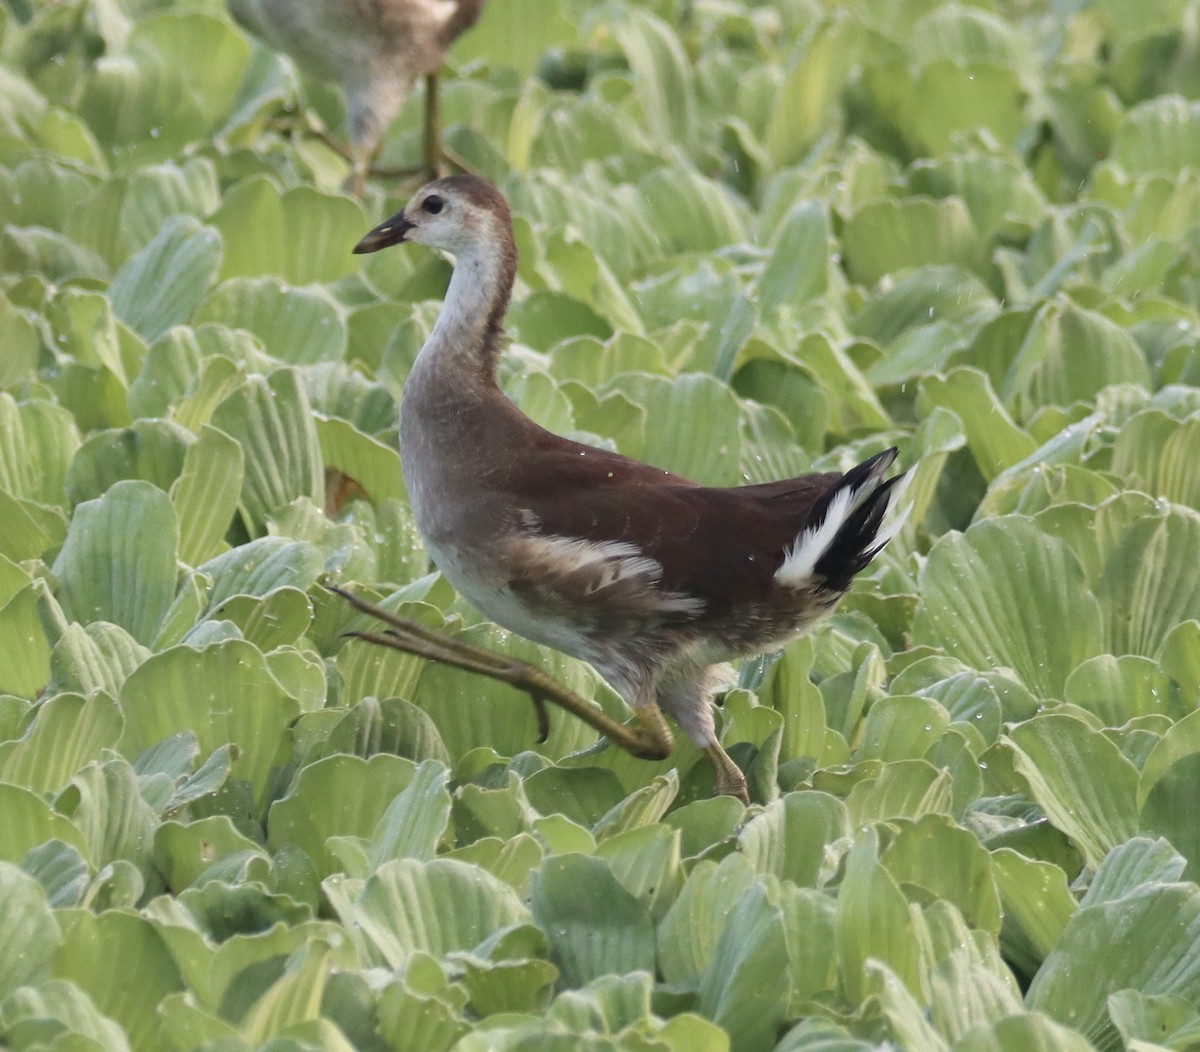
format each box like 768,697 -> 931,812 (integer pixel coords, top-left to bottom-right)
1,0 -> 1200,1049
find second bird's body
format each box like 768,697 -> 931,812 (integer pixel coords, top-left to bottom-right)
230,0 -> 484,184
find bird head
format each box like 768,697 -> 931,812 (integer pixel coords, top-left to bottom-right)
353,174 -> 512,258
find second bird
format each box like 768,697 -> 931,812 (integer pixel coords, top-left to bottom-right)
229,0 -> 485,192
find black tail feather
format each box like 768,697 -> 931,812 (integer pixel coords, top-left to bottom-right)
812,448 -> 907,591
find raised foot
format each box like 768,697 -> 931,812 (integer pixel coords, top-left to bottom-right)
330,585 -> 674,763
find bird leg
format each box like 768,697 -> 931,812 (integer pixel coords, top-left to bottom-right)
423,70 -> 443,178
419,70 -> 480,179
330,587 -> 674,761
706,743 -> 749,805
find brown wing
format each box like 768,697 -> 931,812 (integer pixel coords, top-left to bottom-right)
494,433 -> 840,615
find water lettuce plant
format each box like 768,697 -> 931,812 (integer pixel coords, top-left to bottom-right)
1,0 -> 1200,1048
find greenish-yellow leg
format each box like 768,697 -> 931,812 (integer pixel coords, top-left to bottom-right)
331,586 -> 674,762
706,742 -> 749,804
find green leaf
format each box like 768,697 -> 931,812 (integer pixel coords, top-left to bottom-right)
0,295 -> 40,389
915,517 -> 1103,698
170,425 -> 245,566
917,369 -> 1036,480
1111,411 -> 1200,511
1111,95 -> 1200,177
130,11 -> 252,131
1081,838 -> 1187,908
905,62 -> 1027,156
197,279 -> 346,365
601,373 -> 741,485
764,18 -> 866,168
1028,880 -> 1200,1048
842,197 -> 979,287
22,839 -> 91,908
1006,714 -> 1140,868
52,480 -> 179,646
316,417 -> 404,507
836,832 -> 921,1005
595,823 -> 682,923
603,6 -> 696,152
0,977 -> 134,1051
696,882 -> 790,1052
451,0 -> 577,77
352,858 -> 530,968
0,394 -> 79,507
1064,654 -> 1179,724
199,537 -> 323,610
738,791 -> 848,887
0,862 -> 61,999
0,692 -> 122,794
758,201 -> 833,314
120,639 -> 300,807
210,370 -> 324,535
108,215 -> 222,341
268,753 -> 418,878
880,814 -> 1001,936
53,908 -> 183,1052
117,158 -> 222,255
1097,508 -> 1200,658
365,759 -> 453,870
657,854 -> 756,986
0,783 -> 89,862
1139,756 -> 1200,880
57,758 -> 159,872
0,585 -> 52,697
406,623 -> 613,762
211,177 -> 364,284
241,937 -> 333,1044
531,853 -> 655,987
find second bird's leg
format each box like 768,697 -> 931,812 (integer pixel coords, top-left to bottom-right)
331,587 -> 675,761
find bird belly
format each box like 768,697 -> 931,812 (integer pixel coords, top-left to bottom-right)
419,532 -> 601,663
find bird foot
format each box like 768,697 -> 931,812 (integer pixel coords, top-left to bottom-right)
706,743 -> 749,805
330,585 -> 675,764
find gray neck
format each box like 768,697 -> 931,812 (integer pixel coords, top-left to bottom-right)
404,236 -> 515,414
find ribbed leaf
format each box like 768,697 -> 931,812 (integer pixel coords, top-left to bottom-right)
531,853 -> 654,987
1097,508 -> 1200,657
170,425 -> 245,566
0,585 -> 52,697
211,370 -> 324,534
1006,714 -> 1140,868
53,909 -> 183,1052
0,783 -> 90,861
0,692 -> 122,794
354,858 -> 529,968
738,791 -> 848,888
1028,881 -> 1200,1048
52,480 -> 179,646
210,176 -> 363,284
108,215 -> 222,341
836,833 -> 922,1004
120,639 -> 300,806
268,754 -> 417,878
696,882 -> 790,1052
197,278 -> 346,364
0,863 -> 61,999
915,517 -> 1103,698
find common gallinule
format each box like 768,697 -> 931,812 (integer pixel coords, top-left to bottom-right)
229,0 -> 484,191
343,174 -> 913,803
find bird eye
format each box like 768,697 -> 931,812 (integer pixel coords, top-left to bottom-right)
422,195 -> 444,215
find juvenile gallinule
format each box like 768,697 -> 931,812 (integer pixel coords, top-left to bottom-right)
229,0 -> 484,191
343,174 -> 913,803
